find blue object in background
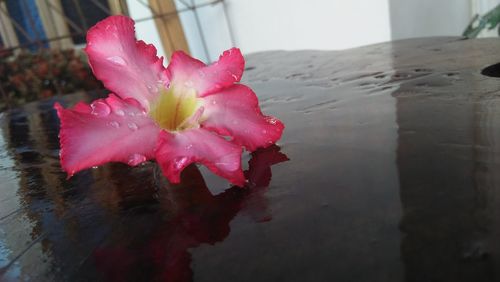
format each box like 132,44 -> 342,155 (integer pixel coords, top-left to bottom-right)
6,0 -> 48,51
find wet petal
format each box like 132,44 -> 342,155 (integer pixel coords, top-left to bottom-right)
166,50 -> 205,84
55,94 -> 160,176
201,85 -> 284,151
167,48 -> 245,97
155,128 -> 245,186
85,15 -> 167,109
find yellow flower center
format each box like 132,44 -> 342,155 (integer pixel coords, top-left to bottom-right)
149,86 -> 200,131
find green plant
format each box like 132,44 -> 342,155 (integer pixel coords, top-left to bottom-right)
463,4 -> 500,38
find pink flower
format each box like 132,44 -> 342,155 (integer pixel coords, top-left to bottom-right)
54,16 -> 284,186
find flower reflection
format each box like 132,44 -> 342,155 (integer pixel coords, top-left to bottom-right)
90,145 -> 288,282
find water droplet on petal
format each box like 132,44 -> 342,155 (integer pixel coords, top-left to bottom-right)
147,84 -> 158,94
128,153 -> 146,166
114,109 -> 125,116
92,166 -> 98,169
267,117 -> 277,125
231,74 -> 238,80
108,121 -> 120,128
127,122 -> 138,131
91,101 -> 111,116
262,129 -> 267,134
173,156 -> 189,170
184,80 -> 193,87
107,56 -> 127,66
211,100 -> 217,105
186,144 -> 193,150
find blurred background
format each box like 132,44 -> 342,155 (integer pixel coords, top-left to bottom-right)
1,0 -> 500,105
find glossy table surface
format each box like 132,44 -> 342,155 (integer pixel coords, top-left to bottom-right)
2,37 -> 500,281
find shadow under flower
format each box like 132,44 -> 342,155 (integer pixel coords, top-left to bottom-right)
88,145 -> 288,282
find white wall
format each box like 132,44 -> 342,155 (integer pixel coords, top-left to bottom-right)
471,0 -> 500,15
389,0 -> 471,40
224,0 -> 392,53
177,0 -> 392,62
124,0 -> 482,63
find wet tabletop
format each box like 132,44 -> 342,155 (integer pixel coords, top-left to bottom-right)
2,37 -> 500,281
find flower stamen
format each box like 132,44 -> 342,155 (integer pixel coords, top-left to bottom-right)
149,86 -> 200,131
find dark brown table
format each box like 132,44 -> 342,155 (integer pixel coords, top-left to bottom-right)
2,37 -> 500,281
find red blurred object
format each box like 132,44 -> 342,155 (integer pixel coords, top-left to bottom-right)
0,48 -> 102,106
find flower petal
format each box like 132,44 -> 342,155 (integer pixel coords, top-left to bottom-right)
85,15 -> 167,109
55,95 -> 160,176
166,50 -> 205,84
167,48 -> 245,97
201,85 -> 284,152
155,128 -> 245,186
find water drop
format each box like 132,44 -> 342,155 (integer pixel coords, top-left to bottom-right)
186,144 -> 193,150
114,109 -> 125,116
107,56 -> 127,66
211,100 -> 217,105
128,153 -> 146,166
267,117 -> 277,125
91,101 -> 111,116
231,74 -> 238,80
262,129 -> 267,134
184,80 -> 194,87
92,166 -> 98,169
127,122 -> 138,131
147,84 -> 158,94
108,121 -> 120,128
173,156 -> 189,170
